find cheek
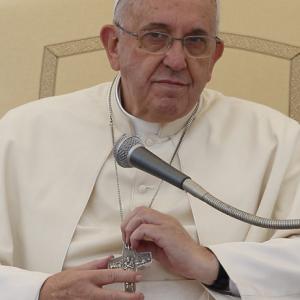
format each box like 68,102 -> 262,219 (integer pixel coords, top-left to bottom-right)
119,51 -> 141,77
121,55 -> 161,88
119,40 -> 160,72
191,60 -> 213,85
205,55 -> 220,81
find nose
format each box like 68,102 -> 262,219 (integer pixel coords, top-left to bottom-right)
163,39 -> 187,71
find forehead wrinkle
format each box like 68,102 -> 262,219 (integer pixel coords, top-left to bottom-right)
116,0 -> 218,32
140,22 -> 209,36
131,0 -> 217,32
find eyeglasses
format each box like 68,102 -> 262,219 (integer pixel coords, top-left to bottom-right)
115,22 -> 221,58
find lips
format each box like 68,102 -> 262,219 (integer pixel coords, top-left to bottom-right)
153,78 -> 189,86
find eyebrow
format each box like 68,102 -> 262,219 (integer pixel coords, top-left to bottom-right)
139,23 -> 170,32
140,23 -> 209,36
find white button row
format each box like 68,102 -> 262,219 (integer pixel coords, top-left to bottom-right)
145,138 -> 154,147
137,185 -> 154,193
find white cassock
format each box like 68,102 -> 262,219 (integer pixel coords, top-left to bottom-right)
1,75 -> 300,300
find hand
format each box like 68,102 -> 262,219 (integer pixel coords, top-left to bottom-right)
39,256 -> 144,300
121,207 -> 219,285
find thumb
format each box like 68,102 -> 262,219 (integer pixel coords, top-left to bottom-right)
72,256 -> 114,271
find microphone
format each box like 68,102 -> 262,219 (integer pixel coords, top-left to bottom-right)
113,134 -> 190,189
113,134 -> 300,229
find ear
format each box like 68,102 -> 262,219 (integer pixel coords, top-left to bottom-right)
213,39 -> 224,63
207,39 -> 224,81
100,25 -> 120,71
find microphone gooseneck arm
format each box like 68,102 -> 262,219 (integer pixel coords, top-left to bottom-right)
182,179 -> 300,230
114,134 -> 300,230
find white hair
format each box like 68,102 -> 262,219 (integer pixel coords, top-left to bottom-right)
113,0 -> 221,33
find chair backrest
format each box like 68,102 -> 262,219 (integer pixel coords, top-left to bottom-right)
1,0 -> 300,122
0,0 -> 114,117
208,0 -> 300,123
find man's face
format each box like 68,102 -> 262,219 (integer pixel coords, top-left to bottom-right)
106,0 -> 223,123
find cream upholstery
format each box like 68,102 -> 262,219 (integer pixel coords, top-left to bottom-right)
1,0 -> 300,121
208,0 -> 300,122
0,0 -> 115,117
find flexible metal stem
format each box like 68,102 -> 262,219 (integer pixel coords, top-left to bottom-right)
183,179 -> 300,229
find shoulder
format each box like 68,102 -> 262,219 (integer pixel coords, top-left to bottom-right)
0,82 -> 112,131
200,88 -> 300,135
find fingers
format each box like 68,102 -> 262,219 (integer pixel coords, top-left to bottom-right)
122,207 -> 146,243
73,256 -> 114,271
122,207 -> 172,244
39,268 -> 144,300
129,223 -> 164,249
92,269 -> 143,286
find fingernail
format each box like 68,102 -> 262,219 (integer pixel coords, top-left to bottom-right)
138,292 -> 144,299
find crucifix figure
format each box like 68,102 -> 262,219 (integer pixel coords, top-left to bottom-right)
108,243 -> 152,292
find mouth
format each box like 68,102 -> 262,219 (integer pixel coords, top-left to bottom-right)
153,79 -> 189,87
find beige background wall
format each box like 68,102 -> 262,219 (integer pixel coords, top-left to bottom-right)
208,0 -> 300,117
0,0 -> 114,117
1,0 -> 300,119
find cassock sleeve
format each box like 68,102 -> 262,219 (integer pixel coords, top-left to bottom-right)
0,266 -> 50,300
209,237 -> 300,299
207,123 -> 300,299
0,111 -> 51,300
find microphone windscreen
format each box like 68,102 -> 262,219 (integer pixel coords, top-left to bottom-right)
113,134 -> 143,168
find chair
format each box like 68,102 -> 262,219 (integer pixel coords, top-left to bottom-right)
0,0 -> 115,117
208,0 -> 300,122
1,0 -> 300,122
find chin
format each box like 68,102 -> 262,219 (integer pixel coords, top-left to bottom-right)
151,106 -> 184,123
146,96 -> 189,122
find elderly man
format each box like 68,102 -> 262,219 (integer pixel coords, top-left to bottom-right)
1,0 -> 300,299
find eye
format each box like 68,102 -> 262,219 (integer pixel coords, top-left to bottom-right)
184,36 -> 210,57
185,35 -> 207,45
145,31 -> 168,41
140,32 -> 169,52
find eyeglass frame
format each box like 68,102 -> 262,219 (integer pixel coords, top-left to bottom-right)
114,22 -> 222,59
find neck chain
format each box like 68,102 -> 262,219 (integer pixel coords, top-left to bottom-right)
108,76 -> 199,222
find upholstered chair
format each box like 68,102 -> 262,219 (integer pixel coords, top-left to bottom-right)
1,0 -> 300,121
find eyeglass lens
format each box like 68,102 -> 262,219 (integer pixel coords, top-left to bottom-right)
140,32 -> 215,57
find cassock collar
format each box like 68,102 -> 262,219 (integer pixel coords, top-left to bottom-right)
111,73 -> 203,140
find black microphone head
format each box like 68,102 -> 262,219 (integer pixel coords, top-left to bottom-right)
113,134 -> 143,168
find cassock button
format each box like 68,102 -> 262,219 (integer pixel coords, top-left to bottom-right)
145,138 -> 154,147
138,185 -> 149,193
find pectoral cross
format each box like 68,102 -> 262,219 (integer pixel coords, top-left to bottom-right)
108,244 -> 152,292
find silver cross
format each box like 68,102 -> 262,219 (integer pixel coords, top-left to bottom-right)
108,244 -> 152,292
